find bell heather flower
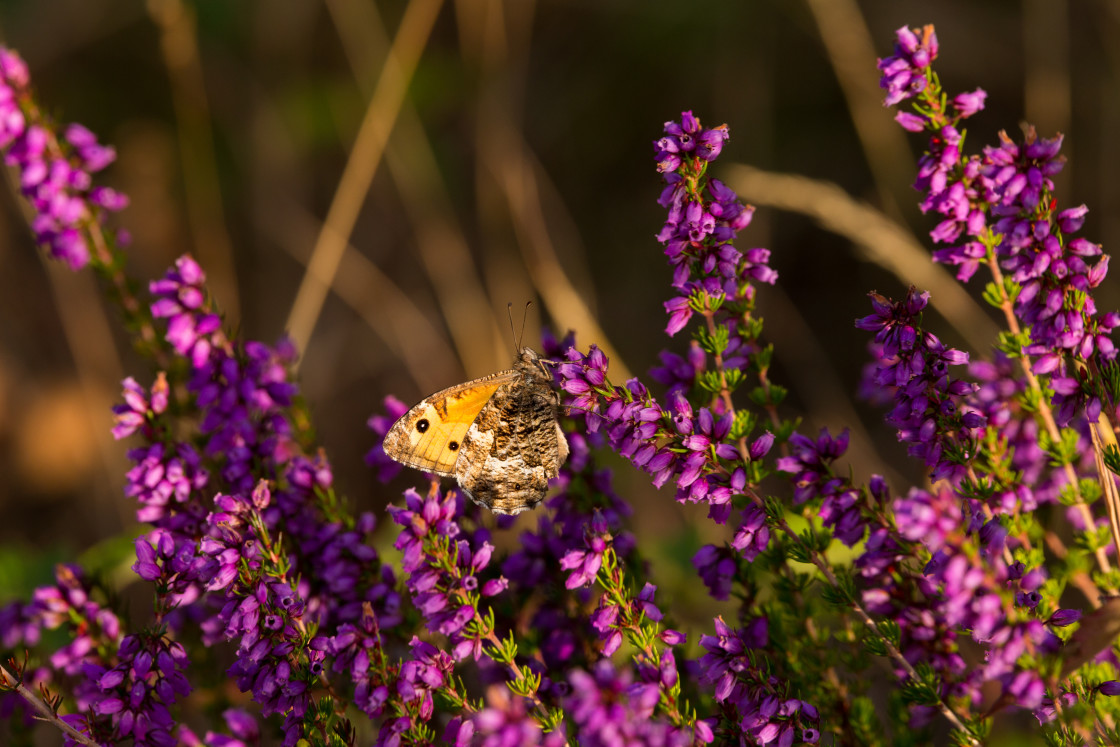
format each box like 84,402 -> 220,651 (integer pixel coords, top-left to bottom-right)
700,617 -> 820,745
562,660 -> 704,747
654,111 -> 773,338
191,339 -> 299,494
892,491 -> 1059,710
882,25 -> 1118,426
193,484 -> 319,746
365,395 -> 410,482
0,48 -> 128,270
115,373 -> 210,529
83,632 -> 192,747
856,287 -> 985,483
877,25 -> 939,106
559,511 -> 611,590
387,488 -> 507,661
467,689 -> 566,747
150,255 -> 225,368
555,342 -> 774,524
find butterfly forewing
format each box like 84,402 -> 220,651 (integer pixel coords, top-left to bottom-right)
383,370 -> 519,475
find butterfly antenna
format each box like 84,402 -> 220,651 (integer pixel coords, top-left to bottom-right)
519,301 -> 531,351
506,302 -> 519,355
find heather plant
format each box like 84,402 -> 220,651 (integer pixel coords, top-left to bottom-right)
3,21 -> 1120,747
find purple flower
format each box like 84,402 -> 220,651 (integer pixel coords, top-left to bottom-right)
563,660 -> 699,746
731,503 -> 771,559
953,88 -> 987,118
470,689 -> 566,747
1099,681 -> 1120,697
387,487 -> 503,661
365,396 -> 410,482
0,50 -> 128,269
699,617 -> 819,743
150,255 -> 225,368
560,512 -> 610,589
856,288 -> 985,483
84,633 -> 192,746
877,25 -> 938,106
693,545 -> 736,601
884,33 -> 1118,425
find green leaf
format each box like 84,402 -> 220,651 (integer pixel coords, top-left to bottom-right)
1103,444 -> 1120,477
981,281 -> 1004,309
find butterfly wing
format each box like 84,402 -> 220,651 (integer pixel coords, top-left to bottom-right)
382,370 -> 519,476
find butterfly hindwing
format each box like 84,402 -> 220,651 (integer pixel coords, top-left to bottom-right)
455,354 -> 568,514
383,370 -> 519,476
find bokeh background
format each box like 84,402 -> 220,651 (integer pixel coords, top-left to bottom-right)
0,1 -> 1115,739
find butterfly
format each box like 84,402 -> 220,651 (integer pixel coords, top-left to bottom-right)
382,347 -> 569,514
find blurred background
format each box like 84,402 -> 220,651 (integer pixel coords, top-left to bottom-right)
0,0 -> 1116,728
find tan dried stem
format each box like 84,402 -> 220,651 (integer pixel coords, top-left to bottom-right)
723,164 -> 1000,354
268,198 -> 458,393
498,141 -> 631,380
325,0 -> 508,377
454,0 -> 626,375
286,0 -> 444,366
147,0 -> 241,320
802,0 -> 915,217
1090,420 -> 1120,562
982,253 -> 1113,587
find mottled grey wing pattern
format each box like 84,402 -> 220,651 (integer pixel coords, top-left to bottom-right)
454,349 -> 568,514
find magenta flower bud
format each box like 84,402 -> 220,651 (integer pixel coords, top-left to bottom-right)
1100,681 -> 1120,696
656,153 -> 681,173
481,578 -> 508,597
696,125 -> 729,161
1058,204 -> 1088,232
895,111 -> 926,132
1047,609 -> 1082,627
682,434 -> 710,451
93,697 -> 124,715
1068,236 -> 1101,257
660,628 -> 686,645
749,432 -> 775,460
659,649 -> 678,688
664,295 -> 692,336
953,88 -> 987,117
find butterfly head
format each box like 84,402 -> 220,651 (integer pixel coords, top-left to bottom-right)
517,346 -> 554,381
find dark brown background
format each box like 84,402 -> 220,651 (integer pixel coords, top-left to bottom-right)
0,4 -> 1113,740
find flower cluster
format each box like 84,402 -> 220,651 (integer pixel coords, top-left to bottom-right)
701,617 -> 820,744
387,488 -> 507,660
654,111 -> 773,337
0,48 -> 127,269
879,24 -> 1118,425
83,632 -> 192,747
856,287 -> 985,482
150,256 -> 225,368
556,343 -> 773,525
